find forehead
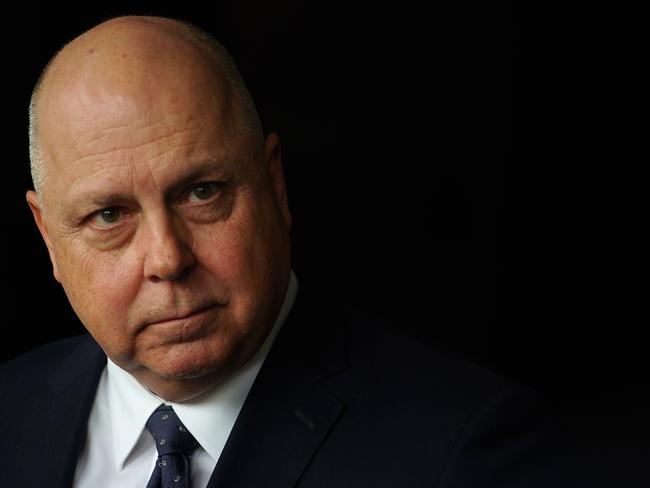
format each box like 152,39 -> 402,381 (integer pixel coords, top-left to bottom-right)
34,22 -> 259,209
47,85 -> 234,158
48,94 -> 235,169
39,98 -> 258,224
39,65 -> 251,192
40,41 -> 237,144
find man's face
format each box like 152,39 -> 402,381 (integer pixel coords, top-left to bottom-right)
27,63 -> 292,400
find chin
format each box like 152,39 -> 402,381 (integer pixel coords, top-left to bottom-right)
151,340 -> 235,381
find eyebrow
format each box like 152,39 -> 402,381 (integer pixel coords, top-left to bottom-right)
64,159 -> 240,217
163,160 -> 230,193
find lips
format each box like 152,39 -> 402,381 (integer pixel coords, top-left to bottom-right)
150,304 -> 216,325
139,303 -> 220,343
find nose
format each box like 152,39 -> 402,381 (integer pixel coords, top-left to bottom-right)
142,212 -> 196,282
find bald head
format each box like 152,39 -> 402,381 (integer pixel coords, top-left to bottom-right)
29,16 -> 263,198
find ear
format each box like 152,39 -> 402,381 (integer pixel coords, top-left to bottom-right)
26,191 -> 61,283
264,133 -> 292,231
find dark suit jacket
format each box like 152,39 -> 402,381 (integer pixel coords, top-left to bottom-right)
1,290 -> 579,487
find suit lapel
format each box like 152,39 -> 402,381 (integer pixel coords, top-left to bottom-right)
207,291 -> 350,488
43,337 -> 106,488
32,292 -> 349,487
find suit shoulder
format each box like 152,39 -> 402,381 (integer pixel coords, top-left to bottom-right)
342,310 -> 524,407
0,335 -> 94,384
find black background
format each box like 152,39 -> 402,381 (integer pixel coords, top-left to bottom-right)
2,1 -> 647,473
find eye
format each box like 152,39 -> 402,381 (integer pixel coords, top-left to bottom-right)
187,182 -> 221,203
91,207 -> 123,228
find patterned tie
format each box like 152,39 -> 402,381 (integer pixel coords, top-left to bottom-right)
145,405 -> 198,488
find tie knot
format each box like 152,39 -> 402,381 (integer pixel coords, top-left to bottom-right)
145,405 -> 198,457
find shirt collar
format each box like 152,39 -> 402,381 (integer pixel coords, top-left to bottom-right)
106,270 -> 299,471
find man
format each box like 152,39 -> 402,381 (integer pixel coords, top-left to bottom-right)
1,15 -> 576,487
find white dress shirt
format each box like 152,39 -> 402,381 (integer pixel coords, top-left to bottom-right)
73,271 -> 298,488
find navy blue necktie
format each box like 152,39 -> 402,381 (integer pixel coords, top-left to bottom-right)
145,405 -> 198,488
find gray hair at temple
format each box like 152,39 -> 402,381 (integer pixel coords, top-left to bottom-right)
28,17 -> 264,198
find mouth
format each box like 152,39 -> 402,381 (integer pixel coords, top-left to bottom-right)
151,304 -> 217,325
143,304 -> 220,342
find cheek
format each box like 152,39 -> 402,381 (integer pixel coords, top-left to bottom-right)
196,208 -> 276,301
55,242 -> 141,349
198,223 -> 254,286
